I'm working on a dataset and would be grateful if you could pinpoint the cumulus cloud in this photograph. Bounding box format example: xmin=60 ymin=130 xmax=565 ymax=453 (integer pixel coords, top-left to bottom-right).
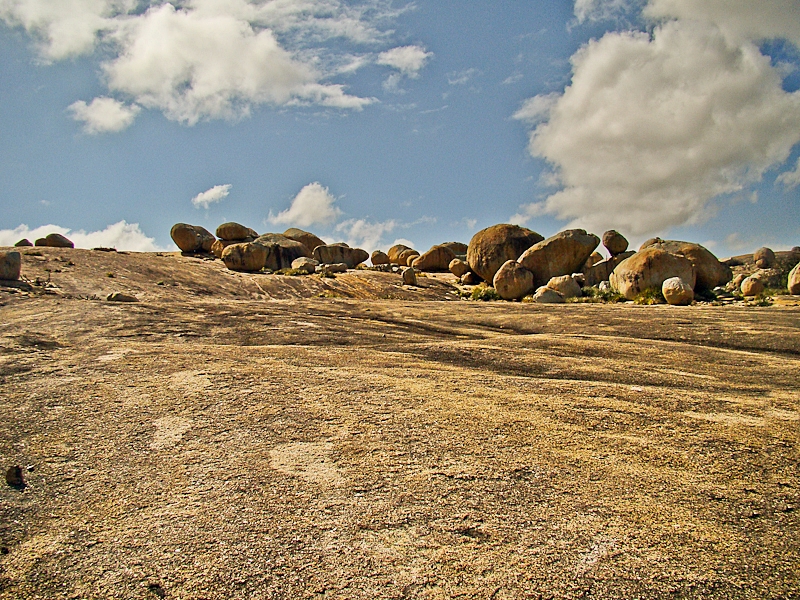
xmin=777 ymin=157 xmax=800 ymax=189
xmin=574 ymin=0 xmax=643 ymax=24
xmin=0 ymin=0 xmax=418 ymax=127
xmin=0 ymin=221 xmax=164 ymax=251
xmin=68 ymin=97 xmax=140 ymax=134
xmin=268 ymin=182 xmax=342 ymax=228
xmin=334 ymin=218 xmax=397 ymax=252
xmin=514 ymin=7 xmax=800 ymax=236
xmin=192 ymin=184 xmax=232 ymax=209
xmin=377 ymin=45 xmax=432 ymax=91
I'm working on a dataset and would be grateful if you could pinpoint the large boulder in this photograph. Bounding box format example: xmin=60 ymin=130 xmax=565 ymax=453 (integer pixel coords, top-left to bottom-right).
xmin=439 ymin=241 xmax=468 ymax=255
xmin=466 ymin=224 xmax=543 ymax=283
xmin=788 ymin=262 xmax=800 ymax=295
xmin=217 ymin=222 xmax=257 ymax=241
xmin=583 ymin=251 xmax=636 ymax=287
xmin=313 ymin=244 xmax=369 ymax=269
xmin=740 ymin=276 xmax=764 ymax=297
xmin=517 ymin=229 xmax=600 ymax=289
xmin=412 ymin=245 xmax=457 ymax=272
xmin=283 ymin=228 xmax=325 ymax=253
xmin=14 ymin=239 xmax=32 ymax=247
xmin=753 ymin=247 xmax=776 ymax=269
xmin=254 ymin=234 xmax=311 ymax=271
xmin=170 ymin=223 xmax=215 ymax=253
xmin=662 ymin=277 xmax=694 ymax=306
xmin=221 ymin=242 xmax=268 ymax=272
xmin=0 ymin=251 xmax=21 ymax=280
xmin=493 ymin=260 xmax=534 ymax=300
xmin=291 ymin=257 xmax=318 ymax=273
xmin=609 ymin=247 xmax=696 ymax=300
xmin=602 ymin=230 xmax=628 ymax=256
xmin=398 ymin=249 xmax=420 ymax=266
xmin=35 ymin=233 xmax=74 ymax=248
xmin=387 ymin=244 xmax=413 ymax=263
xmin=584 ymin=251 xmax=603 ymax=269
xmin=371 ymin=250 xmax=390 ymax=266
xmin=639 ymin=239 xmax=730 ymax=291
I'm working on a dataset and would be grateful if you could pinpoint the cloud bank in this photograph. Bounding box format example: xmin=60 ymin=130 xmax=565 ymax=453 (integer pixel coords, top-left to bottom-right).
xmin=0 ymin=221 xmax=165 ymax=251
xmin=268 ymin=182 xmax=342 ymax=228
xmin=192 ymin=184 xmax=232 ymax=209
xmin=0 ymin=0 xmax=431 ymax=128
xmin=514 ymin=0 xmax=800 ymax=237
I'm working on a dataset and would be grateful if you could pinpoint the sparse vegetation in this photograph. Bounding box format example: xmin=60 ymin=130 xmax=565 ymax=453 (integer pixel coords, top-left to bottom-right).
xmin=577 ymin=286 xmax=626 ymax=303
xmin=470 ymin=284 xmax=501 ymax=301
xmin=633 ymin=287 xmax=665 ymax=305
xmin=275 ymin=268 xmax=311 ymax=276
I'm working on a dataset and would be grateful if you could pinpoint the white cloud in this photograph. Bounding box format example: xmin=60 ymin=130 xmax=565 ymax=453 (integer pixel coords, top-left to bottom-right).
xmin=574 ymin=0 xmax=643 ymax=24
xmin=377 ymin=45 xmax=432 ymax=78
xmin=447 ymin=68 xmax=479 ymax=86
xmin=515 ymin=15 xmax=800 ymax=236
xmin=268 ymin=182 xmax=342 ymax=228
xmin=334 ymin=218 xmax=397 ymax=252
xmin=0 ymin=0 xmax=406 ymax=127
xmin=390 ymin=237 xmax=416 ymax=250
xmin=777 ymin=157 xmax=800 ymax=189
xmin=192 ymin=184 xmax=232 ymax=209
xmin=68 ymin=97 xmax=140 ymax=134
xmin=0 ymin=221 xmax=165 ymax=251
xmin=513 ymin=93 xmax=560 ymax=125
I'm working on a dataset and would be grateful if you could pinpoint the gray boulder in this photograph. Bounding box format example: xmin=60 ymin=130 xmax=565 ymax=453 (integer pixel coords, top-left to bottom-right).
xmin=546 ymin=275 xmax=581 ymax=299
xmin=662 ymin=277 xmax=694 ymax=305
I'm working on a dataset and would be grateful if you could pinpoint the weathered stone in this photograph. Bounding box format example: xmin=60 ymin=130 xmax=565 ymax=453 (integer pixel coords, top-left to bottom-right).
xmin=493 ymin=260 xmax=534 ymax=300
xmin=449 ymin=258 xmax=471 ymax=278
xmin=170 ymin=223 xmax=214 ymax=253
xmin=546 ymin=275 xmax=581 ymax=299
xmin=517 ymin=229 xmax=600 ymax=288
xmin=532 ymin=286 xmax=564 ymax=303
xmin=313 ymin=245 xmax=369 ymax=269
xmin=460 ymin=272 xmax=481 ymax=285
xmin=788 ymin=262 xmax=800 ymax=295
xmin=388 ymin=244 xmax=412 ymax=263
xmin=583 ymin=251 xmax=636 ymax=287
xmin=320 ymin=263 xmax=348 ymax=275
xmin=283 ymin=228 xmax=325 ymax=253
xmin=35 ymin=233 xmax=74 ymax=248
xmin=602 ymin=230 xmax=628 ymax=256
xmin=639 ymin=239 xmax=730 ymax=291
xmin=291 ymin=257 xmax=318 ymax=273
xmin=371 ymin=250 xmax=390 ymax=266
xmin=216 ymin=222 xmax=254 ymax=241
xmin=584 ymin=251 xmax=603 ymax=269
xmin=255 ymin=234 xmax=311 ymax=271
xmin=222 ymin=242 xmax=268 ymax=272
xmin=402 ymin=267 xmax=417 ymax=286
xmin=753 ymin=247 xmax=776 ymax=269
xmin=466 ymin=224 xmax=543 ymax=283
xmin=412 ymin=245 xmax=456 ymax=272
xmin=0 ymin=251 xmax=22 ymax=280
xmin=662 ymin=277 xmax=694 ymax=306
xmin=397 ymin=249 xmax=420 ymax=267
xmin=740 ymin=276 xmax=764 ymax=297
xmin=439 ymin=241 xmax=468 ymax=255
xmin=106 ymin=292 xmax=139 ymax=303
xmin=14 ymin=239 xmax=32 ymax=247
xmin=609 ymin=248 xmax=696 ymax=300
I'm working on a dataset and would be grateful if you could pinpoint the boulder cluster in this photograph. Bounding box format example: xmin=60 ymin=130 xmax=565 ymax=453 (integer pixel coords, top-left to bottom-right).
xmin=165 ymin=220 xmax=800 ymax=305
xmin=14 ymin=233 xmax=74 ymax=248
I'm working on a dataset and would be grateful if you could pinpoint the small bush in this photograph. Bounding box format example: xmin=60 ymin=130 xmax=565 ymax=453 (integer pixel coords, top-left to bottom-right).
xmin=748 ymin=293 xmax=773 ymax=307
xmin=470 ymin=285 xmax=501 ymax=301
xmin=633 ymin=287 xmax=665 ymax=305
xmin=275 ymin=268 xmax=310 ymax=276
xmin=577 ymin=286 xmax=625 ymax=303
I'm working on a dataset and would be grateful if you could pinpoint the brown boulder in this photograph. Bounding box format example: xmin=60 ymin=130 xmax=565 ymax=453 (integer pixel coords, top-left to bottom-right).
xmin=388 ymin=244 xmax=412 ymax=263
xmin=217 ymin=222 xmax=255 ymax=241
xmin=402 ymin=267 xmax=417 ymax=286
xmin=609 ymin=247 xmax=695 ymax=300
xmin=371 ymin=250 xmax=390 ymax=266
xmin=639 ymin=239 xmax=731 ymax=291
xmin=170 ymin=223 xmax=214 ymax=253
xmin=283 ymin=228 xmax=325 ymax=253
xmin=35 ymin=233 xmax=74 ymax=248
xmin=449 ymin=259 xmax=471 ymax=278
xmin=14 ymin=239 xmax=32 ymax=247
xmin=517 ymin=229 xmax=600 ymax=288
xmin=532 ymin=286 xmax=564 ymax=303
xmin=546 ymin=275 xmax=581 ymax=299
xmin=583 ymin=251 xmax=636 ymax=287
xmin=602 ymin=230 xmax=628 ymax=256
xmin=740 ymin=276 xmax=764 ymax=297
xmin=753 ymin=247 xmax=776 ymax=269
xmin=584 ymin=251 xmax=603 ymax=269
xmin=788 ymin=262 xmax=800 ymax=295
xmin=221 ymin=243 xmax=268 ymax=272
xmin=460 ymin=272 xmax=481 ymax=285
xmin=254 ymin=234 xmax=311 ymax=271
xmin=412 ymin=245 xmax=457 ymax=272
xmin=493 ymin=260 xmax=534 ymax=300
xmin=398 ymin=249 xmax=420 ymax=266
xmin=313 ymin=244 xmax=369 ymax=268
xmin=0 ymin=251 xmax=22 ymax=280
xmin=662 ymin=277 xmax=694 ymax=306
xmin=466 ymin=224 xmax=543 ymax=283
xmin=439 ymin=241 xmax=468 ymax=255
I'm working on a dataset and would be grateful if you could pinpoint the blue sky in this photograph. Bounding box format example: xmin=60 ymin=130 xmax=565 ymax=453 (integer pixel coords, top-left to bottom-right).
xmin=1 ymin=0 xmax=799 ymax=256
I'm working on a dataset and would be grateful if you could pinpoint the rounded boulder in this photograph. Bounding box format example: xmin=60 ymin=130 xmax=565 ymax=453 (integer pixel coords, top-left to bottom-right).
xmin=609 ymin=247 xmax=696 ymax=300
xmin=0 ymin=251 xmax=22 ymax=280
xmin=222 ymin=242 xmax=267 ymax=272
xmin=371 ymin=250 xmax=390 ymax=266
xmin=313 ymin=244 xmax=369 ymax=269
xmin=740 ymin=276 xmax=764 ymax=297
xmin=493 ymin=260 xmax=534 ymax=300
xmin=753 ymin=247 xmax=776 ymax=269
xmin=639 ymin=239 xmax=731 ymax=291
xmin=283 ymin=228 xmax=325 ymax=253
xmin=662 ymin=277 xmax=694 ymax=305
xmin=517 ymin=229 xmax=600 ymax=288
xmin=602 ymin=230 xmax=628 ymax=256
xmin=412 ymin=245 xmax=456 ymax=272
xmin=546 ymin=275 xmax=581 ymax=299
xmin=788 ymin=262 xmax=800 ymax=295
xmin=449 ymin=258 xmax=471 ymax=278
xmin=467 ymin=224 xmax=543 ymax=283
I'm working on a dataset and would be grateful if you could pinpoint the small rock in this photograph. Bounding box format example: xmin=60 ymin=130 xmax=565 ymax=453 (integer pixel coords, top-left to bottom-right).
xmin=449 ymin=258 xmax=471 ymax=278
xmin=532 ymin=286 xmax=564 ymax=303
xmin=662 ymin=276 xmax=694 ymax=305
xmin=106 ymin=292 xmax=139 ymax=303
xmin=291 ymin=257 xmax=318 ymax=273
xmin=460 ymin=272 xmax=481 ymax=285
xmin=320 ymin=262 xmax=348 ymax=275
xmin=5 ymin=465 xmax=24 ymax=488
xmin=740 ymin=276 xmax=764 ymax=297
xmin=402 ymin=267 xmax=417 ymax=286
xmin=546 ymin=274 xmax=581 ymax=299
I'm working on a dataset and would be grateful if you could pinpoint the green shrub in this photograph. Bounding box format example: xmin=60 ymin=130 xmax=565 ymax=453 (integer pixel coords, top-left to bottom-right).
xmin=470 ymin=284 xmax=501 ymax=301
xmin=633 ymin=287 xmax=665 ymax=305
xmin=275 ymin=268 xmax=310 ymax=276
xmin=577 ymin=286 xmax=625 ymax=303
